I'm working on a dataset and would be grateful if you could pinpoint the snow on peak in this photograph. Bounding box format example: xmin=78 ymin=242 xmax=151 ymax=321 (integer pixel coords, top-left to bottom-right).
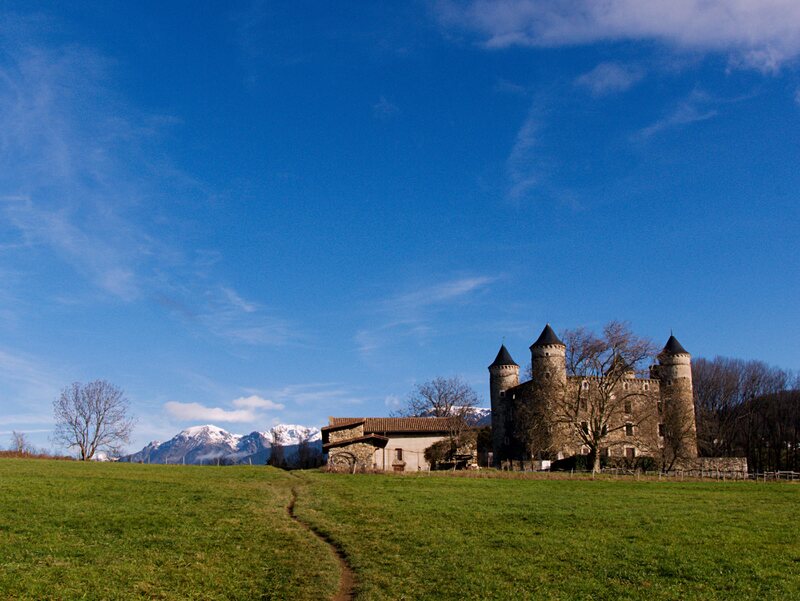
xmin=180 ymin=424 xmax=241 ymax=442
xmin=259 ymin=424 xmax=322 ymax=445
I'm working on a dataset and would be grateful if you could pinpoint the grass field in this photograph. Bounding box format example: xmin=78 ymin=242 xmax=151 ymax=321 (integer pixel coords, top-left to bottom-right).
xmin=1 ymin=460 xmax=798 ymax=600
xmin=0 ymin=460 xmax=338 ymax=600
xmin=295 ymin=473 xmax=800 ymax=600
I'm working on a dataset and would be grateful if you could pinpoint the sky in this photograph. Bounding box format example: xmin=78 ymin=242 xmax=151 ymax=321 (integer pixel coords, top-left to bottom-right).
xmin=1 ymin=1 xmax=799 ymax=453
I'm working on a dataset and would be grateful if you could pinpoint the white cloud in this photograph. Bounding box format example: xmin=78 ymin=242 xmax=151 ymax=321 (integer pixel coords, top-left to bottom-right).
xmin=575 ymin=62 xmax=644 ymax=96
xmin=231 ymin=395 xmax=285 ymax=410
xmin=164 ymin=394 xmax=288 ymax=424
xmin=164 ymin=401 xmax=259 ymax=423
xmin=437 ymin=0 xmax=800 ymax=71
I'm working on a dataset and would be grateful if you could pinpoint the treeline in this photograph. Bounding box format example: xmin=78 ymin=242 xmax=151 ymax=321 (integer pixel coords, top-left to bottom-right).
xmin=693 ymin=357 xmax=800 ymax=472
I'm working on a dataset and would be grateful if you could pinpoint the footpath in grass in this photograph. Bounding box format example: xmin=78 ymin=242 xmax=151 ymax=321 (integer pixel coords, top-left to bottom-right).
xmin=295 ymin=472 xmax=800 ymax=601
xmin=0 ymin=459 xmax=339 ymax=600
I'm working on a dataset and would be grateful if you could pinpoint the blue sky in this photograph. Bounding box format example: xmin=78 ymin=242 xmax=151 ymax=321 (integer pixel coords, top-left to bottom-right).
xmin=1 ymin=1 xmax=799 ymax=452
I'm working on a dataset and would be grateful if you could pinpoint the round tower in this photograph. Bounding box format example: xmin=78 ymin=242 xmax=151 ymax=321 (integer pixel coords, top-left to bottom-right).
xmin=529 ymin=324 xmax=567 ymax=385
xmin=657 ymin=335 xmax=698 ymax=459
xmin=489 ymin=344 xmax=519 ymax=466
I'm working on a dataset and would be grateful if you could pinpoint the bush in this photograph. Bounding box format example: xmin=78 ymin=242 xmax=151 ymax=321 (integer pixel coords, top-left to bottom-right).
xmin=549 ymin=453 xmax=657 ymax=472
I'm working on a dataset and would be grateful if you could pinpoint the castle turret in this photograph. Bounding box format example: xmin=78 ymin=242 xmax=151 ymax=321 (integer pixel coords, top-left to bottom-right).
xmin=656 ymin=334 xmax=698 ymax=459
xmin=529 ymin=324 xmax=567 ymax=386
xmin=489 ymin=344 xmax=519 ymax=466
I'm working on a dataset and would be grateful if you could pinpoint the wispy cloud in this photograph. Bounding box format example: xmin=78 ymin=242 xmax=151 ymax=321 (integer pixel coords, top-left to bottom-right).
xmin=436 ymin=0 xmax=800 ymax=72
xmin=384 ymin=276 xmax=495 ymax=314
xmin=636 ymin=89 xmax=718 ymax=138
xmin=356 ymin=275 xmax=496 ymax=355
xmin=506 ymin=106 xmax=541 ymax=200
xmin=1 ymin=196 xmax=142 ymax=300
xmin=373 ymin=96 xmax=400 ymax=119
xmin=575 ymin=62 xmax=644 ymax=96
xmin=266 ymin=383 xmax=367 ymax=407
xmin=0 ymin=346 xmax=64 ymax=432
xmin=0 ymin=23 xmax=300 ymax=347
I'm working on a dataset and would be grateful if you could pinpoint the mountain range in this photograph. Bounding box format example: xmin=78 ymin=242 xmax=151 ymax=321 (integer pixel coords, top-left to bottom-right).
xmin=120 ymin=424 xmax=322 ymax=465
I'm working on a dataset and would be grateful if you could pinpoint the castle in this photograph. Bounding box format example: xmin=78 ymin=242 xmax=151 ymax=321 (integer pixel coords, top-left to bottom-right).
xmin=489 ymin=324 xmax=698 ymax=467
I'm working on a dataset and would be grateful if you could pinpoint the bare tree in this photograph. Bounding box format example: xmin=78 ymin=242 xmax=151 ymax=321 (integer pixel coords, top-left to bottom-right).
xmin=53 ymin=380 xmax=135 ymax=460
xmin=399 ymin=376 xmax=480 ymax=438
xmin=10 ymin=431 xmax=29 ymax=455
xmin=693 ymin=356 xmax=791 ymax=458
xmin=268 ymin=427 xmax=286 ymax=468
xmin=294 ymin=429 xmax=322 ymax=469
xmin=549 ymin=322 xmax=658 ymax=473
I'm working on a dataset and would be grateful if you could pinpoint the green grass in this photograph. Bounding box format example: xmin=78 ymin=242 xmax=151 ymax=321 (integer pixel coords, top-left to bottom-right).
xmin=0 ymin=459 xmax=338 ymax=600
xmin=294 ymin=472 xmax=800 ymax=601
xmin=1 ymin=461 xmax=798 ymax=600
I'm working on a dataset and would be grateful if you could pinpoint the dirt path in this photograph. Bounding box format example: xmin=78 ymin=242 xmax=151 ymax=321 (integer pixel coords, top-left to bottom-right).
xmin=287 ymin=486 xmax=356 ymax=601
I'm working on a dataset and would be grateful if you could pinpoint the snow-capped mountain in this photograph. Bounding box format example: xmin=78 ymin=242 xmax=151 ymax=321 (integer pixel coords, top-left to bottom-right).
xmin=417 ymin=407 xmax=492 ymax=426
xmin=470 ymin=407 xmax=492 ymax=426
xmin=121 ymin=424 xmax=321 ymax=465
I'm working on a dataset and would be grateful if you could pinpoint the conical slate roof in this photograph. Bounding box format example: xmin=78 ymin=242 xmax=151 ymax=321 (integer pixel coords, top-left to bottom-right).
xmin=662 ymin=335 xmax=689 ymax=355
xmin=489 ymin=344 xmax=518 ymax=368
xmin=530 ymin=324 xmax=564 ymax=348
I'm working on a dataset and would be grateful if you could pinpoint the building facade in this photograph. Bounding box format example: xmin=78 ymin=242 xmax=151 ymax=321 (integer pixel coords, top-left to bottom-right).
xmin=489 ymin=324 xmax=698 ymax=466
xmin=322 ymin=417 xmax=463 ymax=472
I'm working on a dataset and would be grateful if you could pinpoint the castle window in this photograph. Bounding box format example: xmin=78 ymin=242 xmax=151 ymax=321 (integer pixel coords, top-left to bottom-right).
xmin=395 ymin=448 xmax=403 ymax=461
xmin=544 ymin=372 xmax=551 ymax=379
xmin=644 ymin=383 xmax=649 ymax=391
xmin=624 ymin=400 xmax=632 ymax=413
xmin=499 ymin=391 xmax=505 ymax=398
xmin=601 ymin=425 xmax=608 ymax=436
xmin=666 ymin=380 xmax=673 ymax=387
xmin=581 ymin=421 xmax=589 ymax=434
xmin=623 ymin=382 xmax=629 ymax=391
xmin=582 ymin=381 xmax=589 ymax=390
xmin=626 ymin=447 xmax=635 ymax=459
xmin=581 ymin=446 xmax=590 ymax=455
xmin=657 ymin=401 xmax=663 ymax=415
xmin=625 ymin=423 xmax=634 ymax=437
xmin=600 ymin=447 xmax=609 ymax=458
xmin=658 ymin=424 xmax=665 ymax=437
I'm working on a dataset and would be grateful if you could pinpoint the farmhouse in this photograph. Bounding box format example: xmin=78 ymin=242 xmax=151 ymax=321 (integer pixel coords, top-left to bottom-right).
xmin=322 ymin=417 xmax=466 ymax=472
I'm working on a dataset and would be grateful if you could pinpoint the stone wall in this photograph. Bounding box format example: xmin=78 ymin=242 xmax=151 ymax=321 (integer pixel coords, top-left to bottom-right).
xmin=327 ymin=423 xmax=364 ymax=444
xmin=327 ymin=441 xmax=376 ymax=473
xmin=692 ymin=456 xmax=749 ymax=473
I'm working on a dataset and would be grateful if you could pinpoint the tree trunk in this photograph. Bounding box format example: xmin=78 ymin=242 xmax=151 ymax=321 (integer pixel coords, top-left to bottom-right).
xmin=592 ymin=451 xmax=601 ymax=474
